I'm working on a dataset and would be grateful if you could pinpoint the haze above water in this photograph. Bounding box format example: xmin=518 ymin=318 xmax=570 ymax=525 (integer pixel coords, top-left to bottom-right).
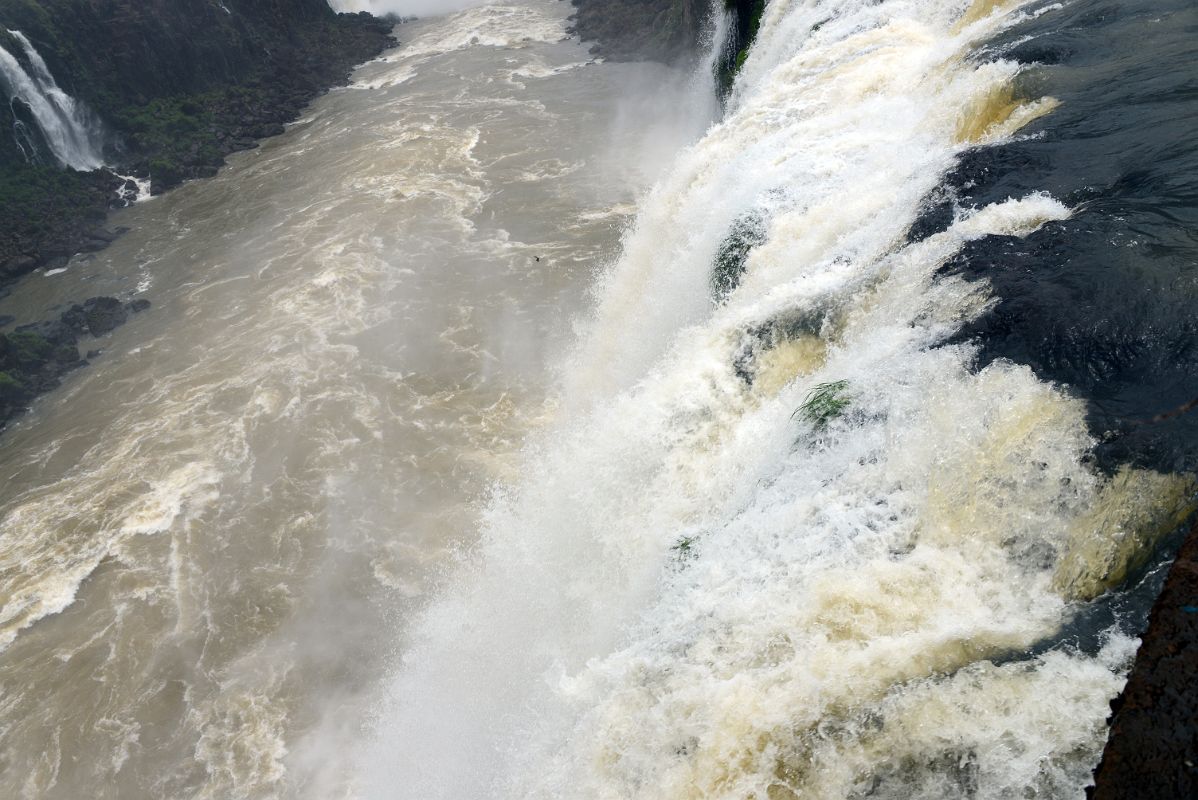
xmin=0 ymin=3 xmax=714 ymax=796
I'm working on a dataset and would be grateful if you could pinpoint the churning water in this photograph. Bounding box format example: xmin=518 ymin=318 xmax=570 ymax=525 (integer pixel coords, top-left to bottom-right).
xmin=2 ymin=0 xmax=1197 ymax=797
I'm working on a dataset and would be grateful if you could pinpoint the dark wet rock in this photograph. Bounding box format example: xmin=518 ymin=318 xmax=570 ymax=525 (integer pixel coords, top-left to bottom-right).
xmin=17 ymin=317 xmax=79 ymax=348
xmin=0 ymin=325 xmax=80 ymax=426
xmin=1090 ymin=523 xmax=1198 ymax=798
xmin=88 ymin=228 xmax=125 ymax=244
xmin=61 ymin=297 xmax=129 ymax=337
xmin=80 ymin=297 xmax=127 ymax=336
xmin=78 ymin=235 xmax=113 ymax=253
xmin=128 ymin=299 xmax=151 ymax=313
xmin=568 ymin=0 xmax=761 ymax=95
xmin=3 ymin=255 xmax=37 ymax=275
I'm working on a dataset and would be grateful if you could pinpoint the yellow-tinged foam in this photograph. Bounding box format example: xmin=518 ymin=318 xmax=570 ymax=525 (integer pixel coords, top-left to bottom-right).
xmin=1053 ymin=466 xmax=1197 ymax=601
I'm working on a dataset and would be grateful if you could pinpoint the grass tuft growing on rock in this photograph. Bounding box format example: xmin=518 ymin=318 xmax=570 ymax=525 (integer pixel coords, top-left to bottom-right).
xmin=798 ymin=379 xmax=851 ymax=428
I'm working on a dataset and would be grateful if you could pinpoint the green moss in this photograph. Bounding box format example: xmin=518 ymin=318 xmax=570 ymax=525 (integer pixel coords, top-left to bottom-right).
xmin=0 ymin=165 xmax=102 ymax=217
xmin=115 ymin=93 xmax=219 ymax=164
xmin=717 ymin=0 xmax=766 ymax=97
xmin=798 ymin=380 xmax=852 ymax=428
xmin=147 ymin=157 xmax=183 ymax=188
xmin=671 ymin=535 xmax=699 ymax=561
xmin=8 ymin=331 xmax=53 ymax=364
xmin=0 ymin=368 xmax=30 ymax=408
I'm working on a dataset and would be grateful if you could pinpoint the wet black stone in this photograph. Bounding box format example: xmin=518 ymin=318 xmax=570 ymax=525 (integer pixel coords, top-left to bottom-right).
xmin=79 ymin=297 xmax=128 ymax=337
xmin=919 ymin=0 xmax=1198 ymax=480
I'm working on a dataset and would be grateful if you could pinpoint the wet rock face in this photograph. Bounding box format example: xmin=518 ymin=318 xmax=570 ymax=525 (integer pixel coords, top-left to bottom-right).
xmin=569 ymin=0 xmax=710 ymax=63
xmin=1090 ymin=525 xmax=1198 ymax=798
xmin=568 ymin=0 xmax=761 ymax=98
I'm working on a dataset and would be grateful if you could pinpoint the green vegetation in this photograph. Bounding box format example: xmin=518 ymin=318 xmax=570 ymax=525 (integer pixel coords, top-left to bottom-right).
xmin=798 ymin=380 xmax=852 ymax=428
xmin=717 ymin=0 xmax=766 ymax=97
xmin=0 ymin=165 xmax=108 ymax=228
xmin=671 ymin=535 xmax=699 ymax=560
xmin=0 ymin=164 xmax=113 ymax=276
xmin=8 ymin=331 xmax=52 ymax=364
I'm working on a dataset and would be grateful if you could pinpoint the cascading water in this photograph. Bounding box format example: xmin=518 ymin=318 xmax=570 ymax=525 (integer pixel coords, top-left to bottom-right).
xmin=0 ymin=0 xmax=1193 ymax=796
xmin=361 ymin=0 xmax=1187 ymax=797
xmin=0 ymin=29 xmax=104 ymax=170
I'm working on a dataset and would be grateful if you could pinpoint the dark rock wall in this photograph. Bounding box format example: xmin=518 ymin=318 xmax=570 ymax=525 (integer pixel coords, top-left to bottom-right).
xmin=568 ymin=0 xmax=761 ymax=100
xmin=1090 ymin=524 xmax=1198 ymax=798
xmin=568 ymin=0 xmax=709 ymax=63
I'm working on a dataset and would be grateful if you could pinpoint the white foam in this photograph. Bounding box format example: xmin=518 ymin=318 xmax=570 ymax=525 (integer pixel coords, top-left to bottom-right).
xmin=362 ymin=0 xmax=1122 ymax=797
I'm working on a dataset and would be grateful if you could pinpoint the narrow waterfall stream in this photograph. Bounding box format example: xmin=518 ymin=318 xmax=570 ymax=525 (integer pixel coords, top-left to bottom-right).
xmin=1 ymin=0 xmax=1196 ymax=797
xmin=0 ymin=29 xmax=104 ymax=169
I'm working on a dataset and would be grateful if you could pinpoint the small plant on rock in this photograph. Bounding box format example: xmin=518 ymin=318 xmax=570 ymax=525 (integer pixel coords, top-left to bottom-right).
xmin=798 ymin=379 xmax=851 ymax=429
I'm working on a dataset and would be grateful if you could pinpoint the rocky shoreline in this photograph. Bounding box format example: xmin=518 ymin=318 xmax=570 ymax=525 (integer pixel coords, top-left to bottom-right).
xmin=0 ymin=0 xmax=395 ymax=290
xmin=0 ymin=295 xmax=150 ymax=430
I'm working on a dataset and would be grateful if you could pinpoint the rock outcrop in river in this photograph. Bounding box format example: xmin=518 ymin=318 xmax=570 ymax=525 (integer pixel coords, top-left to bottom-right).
xmin=0 ymin=0 xmax=394 ymax=288
xmin=0 ymin=294 xmax=149 ymax=429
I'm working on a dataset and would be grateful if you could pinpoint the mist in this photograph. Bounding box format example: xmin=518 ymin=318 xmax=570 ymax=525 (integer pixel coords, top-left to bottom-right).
xmin=328 ymin=0 xmax=489 ymax=18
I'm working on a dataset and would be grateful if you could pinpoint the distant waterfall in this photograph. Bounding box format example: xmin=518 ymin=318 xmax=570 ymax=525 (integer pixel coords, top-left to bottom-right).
xmin=0 ymin=29 xmax=104 ymax=170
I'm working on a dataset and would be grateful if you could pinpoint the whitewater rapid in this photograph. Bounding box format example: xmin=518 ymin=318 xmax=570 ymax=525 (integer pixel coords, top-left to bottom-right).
xmin=361 ymin=0 xmax=1184 ymax=797
xmin=0 ymin=0 xmax=1186 ymax=796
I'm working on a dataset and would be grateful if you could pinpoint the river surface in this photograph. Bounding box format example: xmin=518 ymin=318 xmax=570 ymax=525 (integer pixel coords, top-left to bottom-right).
xmin=0 ymin=3 xmax=715 ymax=796
xmin=3 ymin=0 xmax=1198 ymax=797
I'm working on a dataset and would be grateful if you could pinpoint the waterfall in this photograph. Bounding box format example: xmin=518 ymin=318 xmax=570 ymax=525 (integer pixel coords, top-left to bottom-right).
xmin=0 ymin=29 xmax=104 ymax=170
xmin=360 ymin=0 xmax=1161 ymax=797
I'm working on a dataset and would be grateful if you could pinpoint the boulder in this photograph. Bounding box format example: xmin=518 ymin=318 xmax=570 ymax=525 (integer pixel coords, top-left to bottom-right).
xmin=80 ymin=297 xmax=128 ymax=336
